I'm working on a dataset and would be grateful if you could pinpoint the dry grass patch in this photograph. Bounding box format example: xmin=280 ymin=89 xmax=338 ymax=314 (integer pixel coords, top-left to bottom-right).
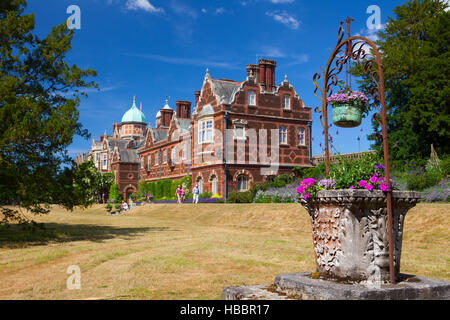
xmin=0 ymin=203 xmax=448 ymax=299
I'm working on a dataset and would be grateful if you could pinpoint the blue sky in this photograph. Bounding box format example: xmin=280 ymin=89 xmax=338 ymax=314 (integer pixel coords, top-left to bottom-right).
xmin=27 ymin=0 xmax=405 ymax=157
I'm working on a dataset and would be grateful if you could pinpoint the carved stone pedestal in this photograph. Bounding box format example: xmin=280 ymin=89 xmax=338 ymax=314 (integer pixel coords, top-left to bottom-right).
xmin=300 ymin=190 xmax=421 ymax=284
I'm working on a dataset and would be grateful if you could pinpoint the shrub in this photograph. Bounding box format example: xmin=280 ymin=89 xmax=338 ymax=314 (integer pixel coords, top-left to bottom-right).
xmin=270 ymin=174 xmax=293 ymax=188
xmin=226 ymin=191 xmax=253 ymax=203
xmin=199 ymin=192 xmax=212 ymax=199
xmin=109 ymin=184 xmax=122 ymax=203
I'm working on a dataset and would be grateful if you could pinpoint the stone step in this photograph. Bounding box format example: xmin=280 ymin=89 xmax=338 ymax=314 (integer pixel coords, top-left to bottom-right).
xmin=222 ymin=272 xmax=450 ymax=300
xmin=221 ymin=284 xmax=299 ymax=300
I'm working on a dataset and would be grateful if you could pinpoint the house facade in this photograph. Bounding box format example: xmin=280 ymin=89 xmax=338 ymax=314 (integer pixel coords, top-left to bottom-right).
xmin=138 ymin=58 xmax=313 ymax=197
xmin=76 ymin=58 xmax=313 ymax=200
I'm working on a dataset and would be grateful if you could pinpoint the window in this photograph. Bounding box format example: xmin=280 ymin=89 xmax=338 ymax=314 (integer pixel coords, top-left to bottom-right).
xmin=234 ymin=125 xmax=245 ymax=140
xmin=198 ymin=178 xmax=203 ymax=194
xmin=182 ymin=143 xmax=187 ymax=160
xmin=155 ymin=151 xmax=159 ymax=166
xmin=282 ymin=95 xmax=290 ymax=109
xmin=147 ymin=155 xmax=151 ymax=168
xmin=163 ymin=149 xmax=167 ymax=164
xmin=237 ymin=175 xmax=249 ymax=191
xmin=211 ymin=176 xmax=218 ymax=195
xmin=198 ymin=119 xmax=213 ymax=144
xmin=171 ymin=148 xmax=176 ymax=165
xmin=95 ymin=153 xmax=99 ymax=161
xmin=102 ymin=154 xmax=107 ymax=169
xmin=297 ymin=128 xmax=306 ymax=146
xmin=248 ymin=90 xmax=256 ymax=106
xmin=279 ymin=127 xmax=287 ymax=144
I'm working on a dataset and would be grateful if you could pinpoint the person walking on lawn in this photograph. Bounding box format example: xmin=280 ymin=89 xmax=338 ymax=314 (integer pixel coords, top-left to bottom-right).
xmin=176 ymin=185 xmax=183 ymax=204
xmin=192 ymin=184 xmax=199 ymax=204
xmin=181 ymin=186 xmax=186 ymax=203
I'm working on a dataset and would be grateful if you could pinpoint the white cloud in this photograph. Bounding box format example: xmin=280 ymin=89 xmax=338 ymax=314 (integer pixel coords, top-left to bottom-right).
xmin=214 ymin=7 xmax=225 ymax=15
xmin=269 ymin=0 xmax=295 ymax=3
xmin=125 ymin=0 xmax=164 ymax=13
xmin=124 ymin=53 xmax=239 ymax=69
xmin=201 ymin=8 xmax=207 ymax=13
xmin=266 ymin=11 xmax=300 ymax=30
xmin=170 ymin=0 xmax=198 ymax=19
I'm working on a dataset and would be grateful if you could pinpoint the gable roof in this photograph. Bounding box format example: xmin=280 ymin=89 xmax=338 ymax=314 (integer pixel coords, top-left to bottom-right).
xmin=210 ymin=79 xmax=240 ymax=105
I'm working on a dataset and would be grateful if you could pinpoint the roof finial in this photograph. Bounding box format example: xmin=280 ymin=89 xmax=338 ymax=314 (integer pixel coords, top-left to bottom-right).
xmin=205 ymin=67 xmax=210 ymax=79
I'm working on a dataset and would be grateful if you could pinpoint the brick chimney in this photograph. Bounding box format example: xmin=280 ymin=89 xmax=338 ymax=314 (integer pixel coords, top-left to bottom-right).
xmin=176 ymin=100 xmax=191 ymax=119
xmin=194 ymin=90 xmax=201 ymax=106
xmin=246 ymin=64 xmax=259 ymax=79
xmin=160 ymin=108 xmax=174 ymax=128
xmin=257 ymin=58 xmax=276 ymax=90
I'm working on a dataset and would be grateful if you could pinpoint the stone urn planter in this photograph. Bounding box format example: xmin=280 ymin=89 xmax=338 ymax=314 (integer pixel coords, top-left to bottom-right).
xmin=300 ymin=189 xmax=421 ymax=284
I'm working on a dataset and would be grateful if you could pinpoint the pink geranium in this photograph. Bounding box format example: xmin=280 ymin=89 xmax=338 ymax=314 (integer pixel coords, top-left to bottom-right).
xmin=304 ymin=193 xmax=311 ymax=200
xmin=379 ymin=182 xmax=389 ymax=192
xmin=365 ymin=184 xmax=374 ymax=191
xmin=358 ymin=180 xmax=367 ymax=187
xmin=369 ymin=176 xmax=379 ymax=184
xmin=349 ymin=186 xmax=354 ymax=189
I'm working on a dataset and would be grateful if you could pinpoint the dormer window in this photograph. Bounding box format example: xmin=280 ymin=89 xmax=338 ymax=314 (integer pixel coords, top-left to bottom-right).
xmin=282 ymin=94 xmax=291 ymax=110
xmin=248 ymin=90 xmax=256 ymax=106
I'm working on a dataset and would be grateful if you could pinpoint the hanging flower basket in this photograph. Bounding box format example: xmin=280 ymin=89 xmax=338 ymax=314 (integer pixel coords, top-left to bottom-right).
xmin=327 ymin=89 xmax=368 ymax=128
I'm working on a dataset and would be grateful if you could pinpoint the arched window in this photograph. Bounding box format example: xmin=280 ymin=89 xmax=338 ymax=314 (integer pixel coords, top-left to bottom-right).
xmin=237 ymin=175 xmax=249 ymax=192
xmin=211 ymin=176 xmax=218 ymax=195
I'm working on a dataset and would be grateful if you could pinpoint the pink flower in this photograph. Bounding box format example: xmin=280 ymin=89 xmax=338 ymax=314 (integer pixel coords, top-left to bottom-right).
xmin=369 ymin=176 xmax=379 ymax=184
xmin=358 ymin=180 xmax=367 ymax=187
xmin=296 ymin=185 xmax=304 ymax=194
xmin=349 ymin=186 xmax=354 ymax=189
xmin=365 ymin=184 xmax=374 ymax=191
xmin=304 ymin=193 xmax=311 ymax=200
xmin=379 ymin=182 xmax=389 ymax=192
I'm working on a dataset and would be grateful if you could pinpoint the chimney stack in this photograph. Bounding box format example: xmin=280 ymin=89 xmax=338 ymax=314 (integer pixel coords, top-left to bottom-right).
xmin=258 ymin=58 xmax=276 ymax=90
xmin=160 ymin=109 xmax=174 ymax=128
xmin=194 ymin=90 xmax=201 ymax=106
xmin=176 ymin=100 xmax=191 ymax=119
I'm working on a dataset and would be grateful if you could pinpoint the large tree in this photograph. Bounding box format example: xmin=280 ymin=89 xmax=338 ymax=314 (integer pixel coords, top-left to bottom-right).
xmin=0 ymin=0 xmax=97 ymax=223
xmin=356 ymin=0 xmax=449 ymax=163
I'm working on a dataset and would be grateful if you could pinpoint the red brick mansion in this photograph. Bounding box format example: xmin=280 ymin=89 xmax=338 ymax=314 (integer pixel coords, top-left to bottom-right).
xmin=75 ymin=59 xmax=313 ymax=200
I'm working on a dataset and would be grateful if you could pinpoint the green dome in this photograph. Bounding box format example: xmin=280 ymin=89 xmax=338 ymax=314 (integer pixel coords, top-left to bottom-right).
xmin=121 ymin=97 xmax=147 ymax=124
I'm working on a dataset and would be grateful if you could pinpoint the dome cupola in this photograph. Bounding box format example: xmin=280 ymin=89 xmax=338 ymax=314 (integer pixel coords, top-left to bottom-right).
xmin=121 ymin=96 xmax=147 ymax=124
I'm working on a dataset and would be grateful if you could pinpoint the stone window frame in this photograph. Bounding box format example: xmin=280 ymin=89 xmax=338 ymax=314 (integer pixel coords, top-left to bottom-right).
xmin=171 ymin=147 xmax=176 ymax=165
xmin=297 ymin=128 xmax=306 ymax=146
xmin=232 ymin=119 xmax=248 ymax=141
xmin=282 ymin=94 xmax=291 ymax=110
xmin=163 ymin=149 xmax=167 ymax=164
xmin=198 ymin=117 xmax=214 ymax=144
xmin=247 ymin=90 xmax=256 ymax=106
xmin=237 ymin=175 xmax=249 ymax=192
xmin=279 ymin=126 xmax=288 ymax=145
xmin=154 ymin=151 xmax=159 ymax=166
xmin=147 ymin=154 xmax=151 ymax=169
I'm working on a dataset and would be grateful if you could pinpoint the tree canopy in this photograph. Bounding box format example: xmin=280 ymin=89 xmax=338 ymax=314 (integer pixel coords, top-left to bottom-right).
xmin=355 ymin=0 xmax=449 ymax=164
xmin=0 ymin=0 xmax=97 ymax=223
